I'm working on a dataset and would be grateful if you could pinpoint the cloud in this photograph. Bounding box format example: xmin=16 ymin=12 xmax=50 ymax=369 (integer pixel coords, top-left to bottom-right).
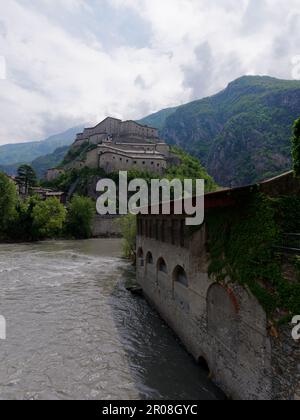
xmin=0 ymin=0 xmax=299 ymax=144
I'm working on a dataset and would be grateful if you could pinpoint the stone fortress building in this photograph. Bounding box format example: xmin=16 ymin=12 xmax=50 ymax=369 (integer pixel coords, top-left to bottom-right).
xmin=51 ymin=117 xmax=178 ymax=178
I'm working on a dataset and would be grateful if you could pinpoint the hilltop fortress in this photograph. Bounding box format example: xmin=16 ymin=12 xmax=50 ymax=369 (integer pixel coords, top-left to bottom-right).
xmin=47 ymin=117 xmax=178 ymax=180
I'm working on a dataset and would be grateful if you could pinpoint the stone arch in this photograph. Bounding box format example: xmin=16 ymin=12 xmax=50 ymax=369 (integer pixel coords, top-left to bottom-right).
xmin=157 ymin=257 xmax=168 ymax=274
xmin=173 ymin=265 xmax=188 ymax=288
xmin=137 ymin=247 xmax=144 ymax=267
xmin=146 ymin=251 xmax=154 ymax=265
xmin=207 ymin=284 xmax=238 ymax=351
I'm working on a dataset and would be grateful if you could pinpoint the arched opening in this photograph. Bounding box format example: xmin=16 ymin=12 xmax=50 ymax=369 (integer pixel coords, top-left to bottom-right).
xmin=157 ymin=257 xmax=168 ymax=274
xmin=173 ymin=266 xmax=188 ymax=288
xmin=198 ymin=356 xmax=210 ymax=375
xmin=137 ymin=248 xmax=144 ymax=267
xmin=146 ymin=252 xmax=154 ymax=265
xmin=207 ymin=284 xmax=238 ymax=350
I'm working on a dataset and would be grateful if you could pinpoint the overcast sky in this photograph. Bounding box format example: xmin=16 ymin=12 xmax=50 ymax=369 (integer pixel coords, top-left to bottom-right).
xmin=0 ymin=0 xmax=300 ymax=144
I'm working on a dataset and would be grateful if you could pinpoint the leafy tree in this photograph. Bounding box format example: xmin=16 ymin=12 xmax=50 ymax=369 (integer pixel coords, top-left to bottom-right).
xmin=66 ymin=195 xmax=95 ymax=239
xmin=16 ymin=164 xmax=37 ymax=195
xmin=0 ymin=173 xmax=17 ymax=235
xmin=32 ymin=198 xmax=67 ymax=239
xmin=117 ymin=214 xmax=137 ymax=259
xmin=292 ymin=117 xmax=300 ymax=177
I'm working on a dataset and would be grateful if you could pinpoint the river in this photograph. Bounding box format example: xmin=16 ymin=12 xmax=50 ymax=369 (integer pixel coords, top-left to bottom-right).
xmin=0 ymin=239 xmax=223 ymax=400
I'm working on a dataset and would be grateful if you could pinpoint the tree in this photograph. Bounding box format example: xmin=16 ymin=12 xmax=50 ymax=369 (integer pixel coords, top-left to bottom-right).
xmin=32 ymin=198 xmax=67 ymax=239
xmin=66 ymin=195 xmax=95 ymax=239
xmin=0 ymin=173 xmax=17 ymax=234
xmin=292 ymin=117 xmax=300 ymax=177
xmin=117 ymin=214 xmax=137 ymax=259
xmin=16 ymin=164 xmax=37 ymax=195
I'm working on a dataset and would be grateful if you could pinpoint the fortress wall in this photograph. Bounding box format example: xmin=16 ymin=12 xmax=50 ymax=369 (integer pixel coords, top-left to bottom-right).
xmin=136 ymin=214 xmax=299 ymax=400
xmin=86 ymin=148 xmax=99 ymax=169
xmin=99 ymin=151 xmax=167 ymax=175
xmin=92 ymin=215 xmax=123 ymax=238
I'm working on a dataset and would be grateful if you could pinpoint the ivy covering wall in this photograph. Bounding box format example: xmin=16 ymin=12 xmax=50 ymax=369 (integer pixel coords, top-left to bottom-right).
xmin=207 ymin=192 xmax=300 ymax=323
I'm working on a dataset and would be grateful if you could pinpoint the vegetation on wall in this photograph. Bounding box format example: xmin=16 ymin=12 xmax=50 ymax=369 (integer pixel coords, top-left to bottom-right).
xmin=207 ymin=192 xmax=300 ymax=321
xmin=292 ymin=117 xmax=300 ymax=177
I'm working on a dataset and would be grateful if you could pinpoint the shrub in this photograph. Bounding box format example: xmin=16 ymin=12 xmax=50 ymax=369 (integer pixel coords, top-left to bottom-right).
xmin=66 ymin=195 xmax=95 ymax=239
xmin=32 ymin=198 xmax=67 ymax=239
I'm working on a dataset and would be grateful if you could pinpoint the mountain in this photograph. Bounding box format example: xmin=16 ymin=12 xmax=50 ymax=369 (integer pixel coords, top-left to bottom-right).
xmin=0 ymin=126 xmax=83 ymax=166
xmin=31 ymin=146 xmax=70 ymax=178
xmin=137 ymin=106 xmax=178 ymax=130
xmin=141 ymin=76 xmax=300 ymax=187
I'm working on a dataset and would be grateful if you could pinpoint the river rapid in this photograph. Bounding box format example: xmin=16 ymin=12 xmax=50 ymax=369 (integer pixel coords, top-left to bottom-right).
xmin=0 ymin=239 xmax=223 ymax=400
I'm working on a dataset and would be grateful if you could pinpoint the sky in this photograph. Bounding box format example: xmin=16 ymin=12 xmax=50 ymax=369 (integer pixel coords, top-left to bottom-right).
xmin=0 ymin=0 xmax=300 ymax=145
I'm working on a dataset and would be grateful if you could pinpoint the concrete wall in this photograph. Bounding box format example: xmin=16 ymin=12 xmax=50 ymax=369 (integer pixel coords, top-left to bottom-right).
xmin=136 ymin=215 xmax=299 ymax=400
xmin=92 ymin=215 xmax=123 ymax=237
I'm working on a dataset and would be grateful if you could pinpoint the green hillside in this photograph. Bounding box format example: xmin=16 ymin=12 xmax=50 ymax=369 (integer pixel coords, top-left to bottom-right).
xmin=141 ymin=76 xmax=300 ymax=187
xmin=0 ymin=126 xmax=83 ymax=166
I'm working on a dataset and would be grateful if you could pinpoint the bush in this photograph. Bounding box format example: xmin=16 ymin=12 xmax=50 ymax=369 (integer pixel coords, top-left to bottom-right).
xmin=32 ymin=198 xmax=67 ymax=239
xmin=66 ymin=195 xmax=95 ymax=239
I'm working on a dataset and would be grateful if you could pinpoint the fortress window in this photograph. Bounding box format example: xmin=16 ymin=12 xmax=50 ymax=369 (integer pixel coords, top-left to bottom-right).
xmin=157 ymin=258 xmax=168 ymax=274
xmin=173 ymin=266 xmax=188 ymax=288
xmin=142 ymin=161 xmax=145 ymax=165
xmin=151 ymin=162 xmax=154 ymax=165
xmin=134 ymin=161 xmax=137 ymax=164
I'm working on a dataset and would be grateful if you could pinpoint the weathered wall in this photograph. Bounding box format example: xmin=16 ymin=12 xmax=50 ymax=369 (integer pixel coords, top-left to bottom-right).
xmin=86 ymin=148 xmax=99 ymax=169
xmin=99 ymin=150 xmax=167 ymax=175
xmin=92 ymin=215 xmax=123 ymax=237
xmin=136 ymin=215 xmax=299 ymax=400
